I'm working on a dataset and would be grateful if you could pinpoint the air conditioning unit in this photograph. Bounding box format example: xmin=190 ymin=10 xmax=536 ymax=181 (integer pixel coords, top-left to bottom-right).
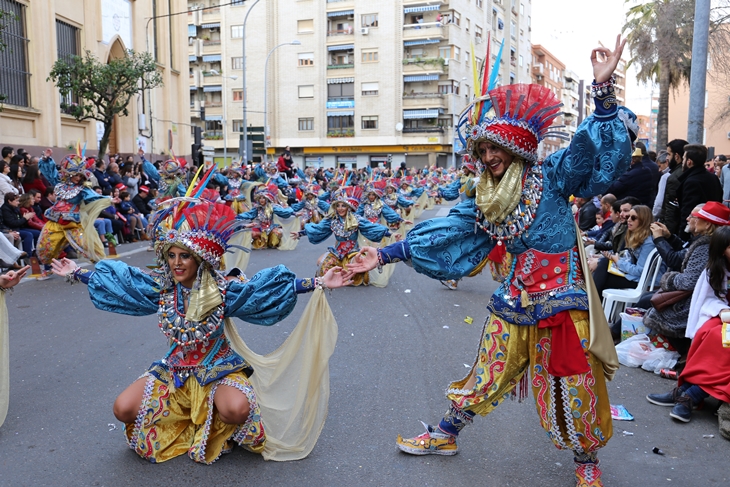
xmin=444 ymin=58 xmax=449 ymax=65
xmin=360 ymin=27 xmax=369 ymax=35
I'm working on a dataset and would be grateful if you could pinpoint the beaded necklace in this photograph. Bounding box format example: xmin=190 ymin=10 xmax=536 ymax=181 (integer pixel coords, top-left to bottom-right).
xmin=158 ymin=283 xmax=226 ymax=350
xmin=54 ymin=183 xmax=84 ymax=200
xmin=475 ymin=161 xmax=544 ymax=245
xmin=331 ymin=215 xmax=357 ymax=238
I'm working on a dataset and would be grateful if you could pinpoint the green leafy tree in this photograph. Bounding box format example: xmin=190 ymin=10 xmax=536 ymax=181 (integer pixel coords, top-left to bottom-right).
xmin=48 ymin=49 xmax=163 ymax=162
xmin=622 ymin=0 xmax=694 ymax=150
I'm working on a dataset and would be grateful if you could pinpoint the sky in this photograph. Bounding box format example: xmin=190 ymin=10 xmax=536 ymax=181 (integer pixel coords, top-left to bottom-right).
xmin=530 ymin=0 xmax=654 ymax=115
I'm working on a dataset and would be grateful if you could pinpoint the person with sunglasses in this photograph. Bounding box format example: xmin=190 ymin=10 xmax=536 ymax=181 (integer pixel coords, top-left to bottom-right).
xmin=594 ymin=205 xmax=661 ymax=297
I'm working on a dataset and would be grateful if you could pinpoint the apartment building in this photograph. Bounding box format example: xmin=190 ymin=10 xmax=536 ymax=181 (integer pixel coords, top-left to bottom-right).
xmin=530 ymin=44 xmax=564 ymax=159
xmin=188 ymin=0 xmax=533 ymax=169
xmin=0 ymin=0 xmax=191 ymax=159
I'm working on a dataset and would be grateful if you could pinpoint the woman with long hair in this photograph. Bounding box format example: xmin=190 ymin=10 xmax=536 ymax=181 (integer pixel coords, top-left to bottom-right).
xmin=594 ymin=204 xmax=657 ymax=296
xmin=8 ymin=163 xmax=24 ymax=195
xmin=21 ymin=165 xmax=47 ymax=195
xmin=647 ymin=225 xmax=730 ymax=430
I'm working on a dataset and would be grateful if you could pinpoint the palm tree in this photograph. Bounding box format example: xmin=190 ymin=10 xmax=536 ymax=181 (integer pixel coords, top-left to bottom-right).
xmin=622 ymin=0 xmax=694 ymax=150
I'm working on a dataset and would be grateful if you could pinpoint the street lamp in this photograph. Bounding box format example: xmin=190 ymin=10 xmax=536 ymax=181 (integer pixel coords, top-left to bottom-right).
xmin=210 ymin=70 xmax=238 ymax=166
xmin=264 ymin=40 xmax=301 ymax=161
xmin=241 ymin=0 xmax=262 ymax=164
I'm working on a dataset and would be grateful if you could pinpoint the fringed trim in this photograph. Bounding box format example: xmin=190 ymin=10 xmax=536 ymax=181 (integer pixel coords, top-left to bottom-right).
xmin=187 ymin=381 xmax=221 ymax=464
xmin=560 ymin=377 xmax=584 ymax=454
xmin=128 ymin=374 xmax=155 ymax=452
xmin=220 ymin=377 xmax=261 ymax=447
xmin=511 ymin=372 xmax=530 ymax=403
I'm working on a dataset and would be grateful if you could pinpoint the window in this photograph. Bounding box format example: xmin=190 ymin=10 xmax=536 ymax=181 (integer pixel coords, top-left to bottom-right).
xmin=476 ymin=0 xmax=483 ymax=8
xmin=1 ymin=0 xmax=30 ymax=107
xmin=475 ymin=25 xmax=483 ymax=40
xmin=361 ymin=49 xmax=378 ymax=63
xmin=361 ymin=82 xmax=379 ymax=96
xmin=439 ymin=46 xmax=451 ymax=59
xmin=298 ymin=85 xmax=314 ymax=98
xmin=465 ymin=51 xmax=470 ymax=68
xmin=233 ymin=90 xmax=243 ymax=101
xmin=466 ymin=19 xmax=470 ymax=33
xmin=361 ymin=14 xmax=378 ymax=28
xmin=438 ymin=81 xmax=459 ymax=95
xmin=298 ymin=52 xmax=314 ymax=66
xmin=56 ymin=19 xmax=80 ymax=109
xmin=328 ymin=115 xmax=354 ymax=135
xmin=511 ymin=20 xmax=516 ymax=39
xmin=298 ymin=118 xmax=314 ymax=131
xmin=231 ymin=57 xmax=243 ymax=69
xmin=327 ymin=82 xmax=354 ymax=100
xmin=520 ymin=3 xmax=525 ymax=15
xmin=232 ymin=119 xmax=244 ymax=132
xmin=453 ymin=46 xmax=460 ymax=62
xmin=453 ymin=11 xmax=461 ymax=26
xmin=205 ymin=120 xmax=223 ymax=137
xmin=298 ymin=19 xmax=314 ymax=33
xmin=231 ymin=25 xmax=243 ymax=38
xmin=519 ymin=54 xmax=523 ymax=67
xmin=231 ymin=0 xmax=245 ymax=5
xmin=361 ymin=116 xmax=378 ymax=130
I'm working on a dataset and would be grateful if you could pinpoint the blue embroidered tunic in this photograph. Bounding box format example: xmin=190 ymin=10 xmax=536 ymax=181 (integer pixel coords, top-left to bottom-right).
xmin=45 ymin=184 xmax=107 ymax=223
xmin=304 ymin=215 xmax=390 ymax=259
xmin=379 ymin=109 xmax=634 ymax=326
xmin=76 ymin=260 xmax=319 ymax=387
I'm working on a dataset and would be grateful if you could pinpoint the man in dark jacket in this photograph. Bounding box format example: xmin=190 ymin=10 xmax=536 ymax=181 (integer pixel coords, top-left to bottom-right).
xmin=132 ymin=185 xmax=153 ymax=216
xmin=605 ymin=148 xmax=655 ymax=206
xmin=659 ymin=139 xmax=687 ymax=234
xmin=575 ymin=196 xmax=598 ymax=231
xmin=636 ymin=141 xmax=659 ymax=204
xmin=676 ymin=144 xmax=722 ymax=240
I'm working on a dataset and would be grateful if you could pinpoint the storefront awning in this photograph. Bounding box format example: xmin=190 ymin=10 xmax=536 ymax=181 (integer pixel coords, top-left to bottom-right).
xmin=205 ymin=115 xmax=223 ymax=121
xmin=327 ymin=77 xmax=355 ymax=84
xmin=404 ymin=39 xmax=441 ymax=46
xmin=404 ymin=74 xmax=440 ymax=82
xmin=201 ymin=22 xmax=220 ymax=29
xmin=327 ymin=9 xmax=354 ymax=17
xmin=404 ymin=109 xmax=439 ymax=119
xmin=327 ymin=44 xmax=354 ymax=52
xmin=189 ymin=55 xmax=198 ymax=62
xmin=202 ymin=54 xmax=222 ymax=62
xmin=327 ymin=111 xmax=354 ymax=117
xmin=404 ymin=5 xmax=441 ymax=14
xmin=203 ymin=85 xmax=222 ymax=92
xmin=190 ymin=86 xmax=198 ymax=91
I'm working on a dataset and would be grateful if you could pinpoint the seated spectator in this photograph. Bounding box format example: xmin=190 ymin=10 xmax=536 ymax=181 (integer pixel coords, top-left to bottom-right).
xmin=1 ymin=193 xmax=39 ymax=256
xmin=21 ymin=165 xmax=47 ymax=195
xmin=117 ymin=191 xmax=149 ymax=241
xmin=606 ymin=148 xmax=655 ymax=207
xmin=132 ymin=185 xmax=153 ymax=217
xmin=593 ymin=204 xmax=658 ymax=297
xmin=17 ymin=194 xmax=45 ymax=231
xmin=0 ymin=161 xmax=18 ymax=205
xmin=575 ymin=196 xmax=598 ymax=231
xmin=39 ymin=186 xmax=55 ymax=213
xmin=646 ymin=225 xmax=730 ymax=427
xmin=643 ymin=202 xmax=727 ymax=353
xmin=8 ymin=160 xmax=24 ymax=194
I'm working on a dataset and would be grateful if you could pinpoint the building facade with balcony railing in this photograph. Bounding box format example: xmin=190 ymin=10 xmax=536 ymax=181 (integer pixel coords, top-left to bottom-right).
xmin=187 ymin=0 xmax=533 ymax=168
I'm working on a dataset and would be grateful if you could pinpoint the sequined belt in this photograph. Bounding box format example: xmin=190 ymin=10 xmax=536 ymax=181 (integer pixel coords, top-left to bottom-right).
xmin=507 ymin=247 xmax=583 ymax=300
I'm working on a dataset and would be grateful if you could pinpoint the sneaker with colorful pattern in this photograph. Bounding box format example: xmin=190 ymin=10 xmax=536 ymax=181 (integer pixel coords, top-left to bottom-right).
xmin=396 ymin=421 xmax=458 ymax=456
xmin=575 ymin=458 xmax=603 ymax=487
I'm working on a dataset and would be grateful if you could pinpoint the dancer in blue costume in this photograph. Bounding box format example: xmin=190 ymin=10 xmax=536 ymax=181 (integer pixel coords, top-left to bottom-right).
xmin=294 ymin=187 xmax=393 ymax=287
xmin=51 ymin=191 xmax=352 ymax=464
xmin=346 ymin=36 xmax=635 ymax=487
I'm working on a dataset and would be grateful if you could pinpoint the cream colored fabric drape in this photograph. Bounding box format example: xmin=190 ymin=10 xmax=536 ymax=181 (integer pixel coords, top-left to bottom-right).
xmin=79 ymin=198 xmax=112 ymax=262
xmin=224 ymin=288 xmax=338 ymax=461
xmin=275 ymin=216 xmax=301 ymax=251
xmin=575 ymin=222 xmax=619 ymax=381
xmin=411 ymin=192 xmax=430 ymax=220
xmin=0 ymin=292 xmax=9 ymax=428
xmin=225 ymin=232 xmax=254 ymax=274
xmin=358 ymin=218 xmax=399 ymax=288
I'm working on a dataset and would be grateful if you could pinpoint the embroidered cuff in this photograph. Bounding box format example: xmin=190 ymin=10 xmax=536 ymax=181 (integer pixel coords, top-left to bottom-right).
xmin=378 ymin=240 xmax=411 ymax=265
xmin=295 ymin=277 xmax=317 ymax=293
xmin=73 ymin=268 xmax=93 ymax=285
xmin=592 ymin=77 xmax=618 ymax=120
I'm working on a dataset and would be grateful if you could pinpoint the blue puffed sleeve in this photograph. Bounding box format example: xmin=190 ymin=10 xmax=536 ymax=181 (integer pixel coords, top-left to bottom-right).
xmin=296 ymin=167 xmax=306 ymax=179
xmin=142 ymin=158 xmax=160 ymax=183
xmin=214 ymin=172 xmax=229 ymax=187
xmin=355 ymin=204 xmax=365 ymax=217
xmin=80 ymin=187 xmax=109 ymax=205
xmin=237 ymin=207 xmax=258 ymax=221
xmin=397 ymin=195 xmax=415 ymax=207
xmin=86 ymin=260 xmax=159 ymax=316
xmin=542 ymin=107 xmax=634 ymax=199
xmin=411 ymin=187 xmax=425 ymax=198
xmin=273 ymin=205 xmax=295 ymax=219
xmin=290 ymin=200 xmax=305 ymax=212
xmin=357 ymin=217 xmax=390 ymax=242
xmin=318 ymin=200 xmax=330 ymax=213
xmin=253 ymin=164 xmax=266 ymax=181
xmin=224 ymin=264 xmax=298 ymax=325
xmin=439 ymin=180 xmax=461 ymax=201
xmin=318 ymin=191 xmax=331 ymax=202
xmin=381 ymin=204 xmax=403 ymax=224
xmin=39 ymin=157 xmax=60 ymax=187
xmin=405 ymin=199 xmax=494 ymax=280
xmin=303 ymin=218 xmax=333 ymax=245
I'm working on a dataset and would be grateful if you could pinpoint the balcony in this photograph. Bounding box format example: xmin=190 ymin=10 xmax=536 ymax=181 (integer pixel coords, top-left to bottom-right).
xmin=202 ymin=72 xmax=222 ymax=84
xmin=402 ymin=126 xmax=445 ymax=134
xmin=403 ymin=22 xmax=447 ymax=41
xmin=403 ymin=58 xmax=446 ymax=74
xmin=202 ymin=40 xmax=221 ymax=54
xmin=403 ymin=0 xmax=445 ymax=5
xmin=403 ymin=93 xmax=447 ymax=109
xmin=326 ymin=128 xmax=355 ymax=138
xmin=327 ymin=63 xmax=354 ymax=70
xmin=203 ymin=130 xmax=223 ymax=140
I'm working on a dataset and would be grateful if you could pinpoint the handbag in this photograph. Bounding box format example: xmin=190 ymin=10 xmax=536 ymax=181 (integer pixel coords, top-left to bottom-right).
xmin=650 ymin=289 xmax=693 ymax=312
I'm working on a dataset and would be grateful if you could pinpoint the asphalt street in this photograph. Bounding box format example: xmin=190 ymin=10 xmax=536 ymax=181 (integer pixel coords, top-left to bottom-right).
xmin=1 ymin=205 xmax=728 ymax=486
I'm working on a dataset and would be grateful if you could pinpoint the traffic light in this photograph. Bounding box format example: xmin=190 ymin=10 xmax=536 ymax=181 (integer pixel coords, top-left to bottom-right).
xmin=200 ymin=106 xmax=205 ymax=122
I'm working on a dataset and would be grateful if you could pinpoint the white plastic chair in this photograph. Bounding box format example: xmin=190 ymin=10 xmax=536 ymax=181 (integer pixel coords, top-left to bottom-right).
xmin=601 ymin=248 xmax=662 ymax=322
